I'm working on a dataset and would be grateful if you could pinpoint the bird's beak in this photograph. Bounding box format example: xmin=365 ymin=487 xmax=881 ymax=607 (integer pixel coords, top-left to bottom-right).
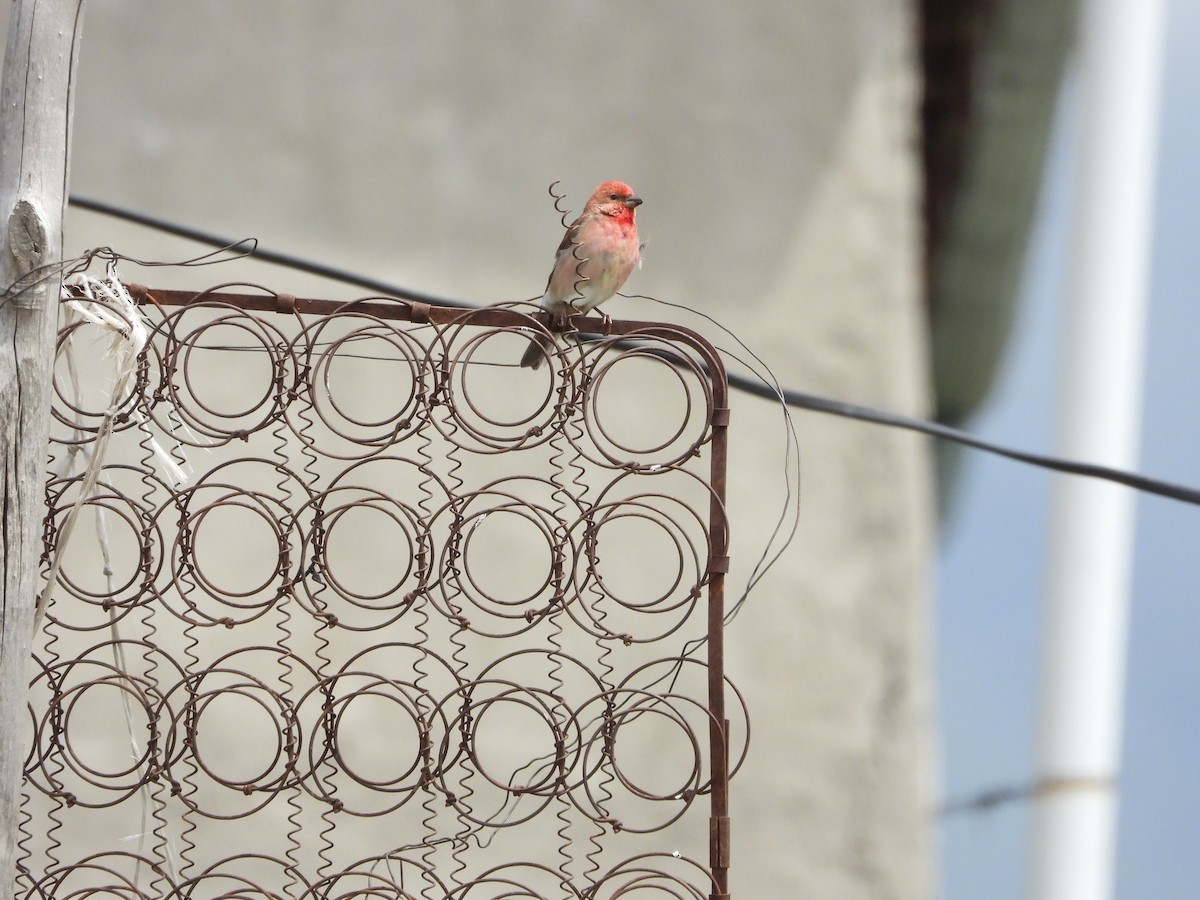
xmin=624 ymin=196 xmax=643 ymax=209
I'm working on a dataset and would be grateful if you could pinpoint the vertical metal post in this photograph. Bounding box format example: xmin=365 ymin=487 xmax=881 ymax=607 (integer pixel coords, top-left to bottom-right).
xmin=708 ymin=369 xmax=731 ymax=900
xmin=1030 ymin=0 xmax=1166 ymax=897
xmin=0 ymin=2 xmax=86 ymax=896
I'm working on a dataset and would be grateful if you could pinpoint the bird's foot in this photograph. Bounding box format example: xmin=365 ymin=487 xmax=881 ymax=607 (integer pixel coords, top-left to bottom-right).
xmin=548 ymin=307 xmax=571 ymax=333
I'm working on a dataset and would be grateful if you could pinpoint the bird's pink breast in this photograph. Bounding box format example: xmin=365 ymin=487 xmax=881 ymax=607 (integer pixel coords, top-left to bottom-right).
xmin=547 ymin=213 xmax=640 ymax=310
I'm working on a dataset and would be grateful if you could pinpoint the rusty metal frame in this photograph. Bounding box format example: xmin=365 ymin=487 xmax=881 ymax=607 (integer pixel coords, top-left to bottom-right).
xmin=21 ymin=283 xmax=739 ymax=899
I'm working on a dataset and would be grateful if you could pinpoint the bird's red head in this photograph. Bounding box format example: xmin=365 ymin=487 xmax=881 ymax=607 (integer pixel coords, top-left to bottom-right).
xmin=588 ymin=181 xmax=642 ymax=218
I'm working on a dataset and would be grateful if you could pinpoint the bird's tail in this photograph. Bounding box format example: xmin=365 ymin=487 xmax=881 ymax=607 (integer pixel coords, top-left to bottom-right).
xmin=519 ymin=331 xmax=556 ymax=370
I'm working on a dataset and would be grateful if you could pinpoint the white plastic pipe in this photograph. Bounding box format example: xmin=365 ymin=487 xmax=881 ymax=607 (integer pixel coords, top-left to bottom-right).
xmin=1029 ymin=0 xmax=1168 ymax=898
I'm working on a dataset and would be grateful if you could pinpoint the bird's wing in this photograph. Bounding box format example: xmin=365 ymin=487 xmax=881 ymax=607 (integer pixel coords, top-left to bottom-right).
xmin=545 ymin=214 xmax=589 ymax=291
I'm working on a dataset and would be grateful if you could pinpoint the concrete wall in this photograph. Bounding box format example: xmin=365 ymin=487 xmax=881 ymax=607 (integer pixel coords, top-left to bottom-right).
xmin=10 ymin=2 xmax=935 ymax=896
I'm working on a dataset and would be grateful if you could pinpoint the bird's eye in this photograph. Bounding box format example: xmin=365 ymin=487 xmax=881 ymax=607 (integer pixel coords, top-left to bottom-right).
xmin=609 ymin=193 xmax=619 ymax=200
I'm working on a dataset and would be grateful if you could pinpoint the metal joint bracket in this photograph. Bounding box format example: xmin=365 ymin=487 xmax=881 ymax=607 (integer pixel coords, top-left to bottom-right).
xmin=274 ymin=292 xmax=297 ymax=315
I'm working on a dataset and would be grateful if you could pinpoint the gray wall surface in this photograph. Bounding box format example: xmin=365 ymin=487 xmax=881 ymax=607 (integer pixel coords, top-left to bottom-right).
xmin=8 ymin=3 xmax=936 ymax=897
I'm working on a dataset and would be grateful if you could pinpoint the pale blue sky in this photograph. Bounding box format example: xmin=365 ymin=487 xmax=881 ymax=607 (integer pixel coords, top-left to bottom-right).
xmin=939 ymin=0 xmax=1200 ymax=896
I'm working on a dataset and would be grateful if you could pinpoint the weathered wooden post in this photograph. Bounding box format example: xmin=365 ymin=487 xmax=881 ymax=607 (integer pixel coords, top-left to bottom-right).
xmin=0 ymin=2 xmax=85 ymax=895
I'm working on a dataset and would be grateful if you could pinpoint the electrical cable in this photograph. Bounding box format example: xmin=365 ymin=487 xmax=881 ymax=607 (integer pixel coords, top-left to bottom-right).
xmin=68 ymin=194 xmax=1200 ymax=508
xmin=69 ymin=195 xmax=471 ymax=308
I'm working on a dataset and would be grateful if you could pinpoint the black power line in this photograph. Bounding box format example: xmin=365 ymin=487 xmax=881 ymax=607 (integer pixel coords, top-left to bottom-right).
xmin=69 ymin=195 xmax=471 ymax=308
xmin=68 ymin=194 xmax=1200 ymax=508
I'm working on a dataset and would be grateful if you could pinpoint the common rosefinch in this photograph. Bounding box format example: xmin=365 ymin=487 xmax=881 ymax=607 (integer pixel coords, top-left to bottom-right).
xmin=519 ymin=180 xmax=643 ymax=369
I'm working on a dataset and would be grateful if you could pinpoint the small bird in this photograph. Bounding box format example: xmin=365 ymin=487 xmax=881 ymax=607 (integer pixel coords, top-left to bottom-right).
xmin=519 ymin=180 xmax=643 ymax=369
